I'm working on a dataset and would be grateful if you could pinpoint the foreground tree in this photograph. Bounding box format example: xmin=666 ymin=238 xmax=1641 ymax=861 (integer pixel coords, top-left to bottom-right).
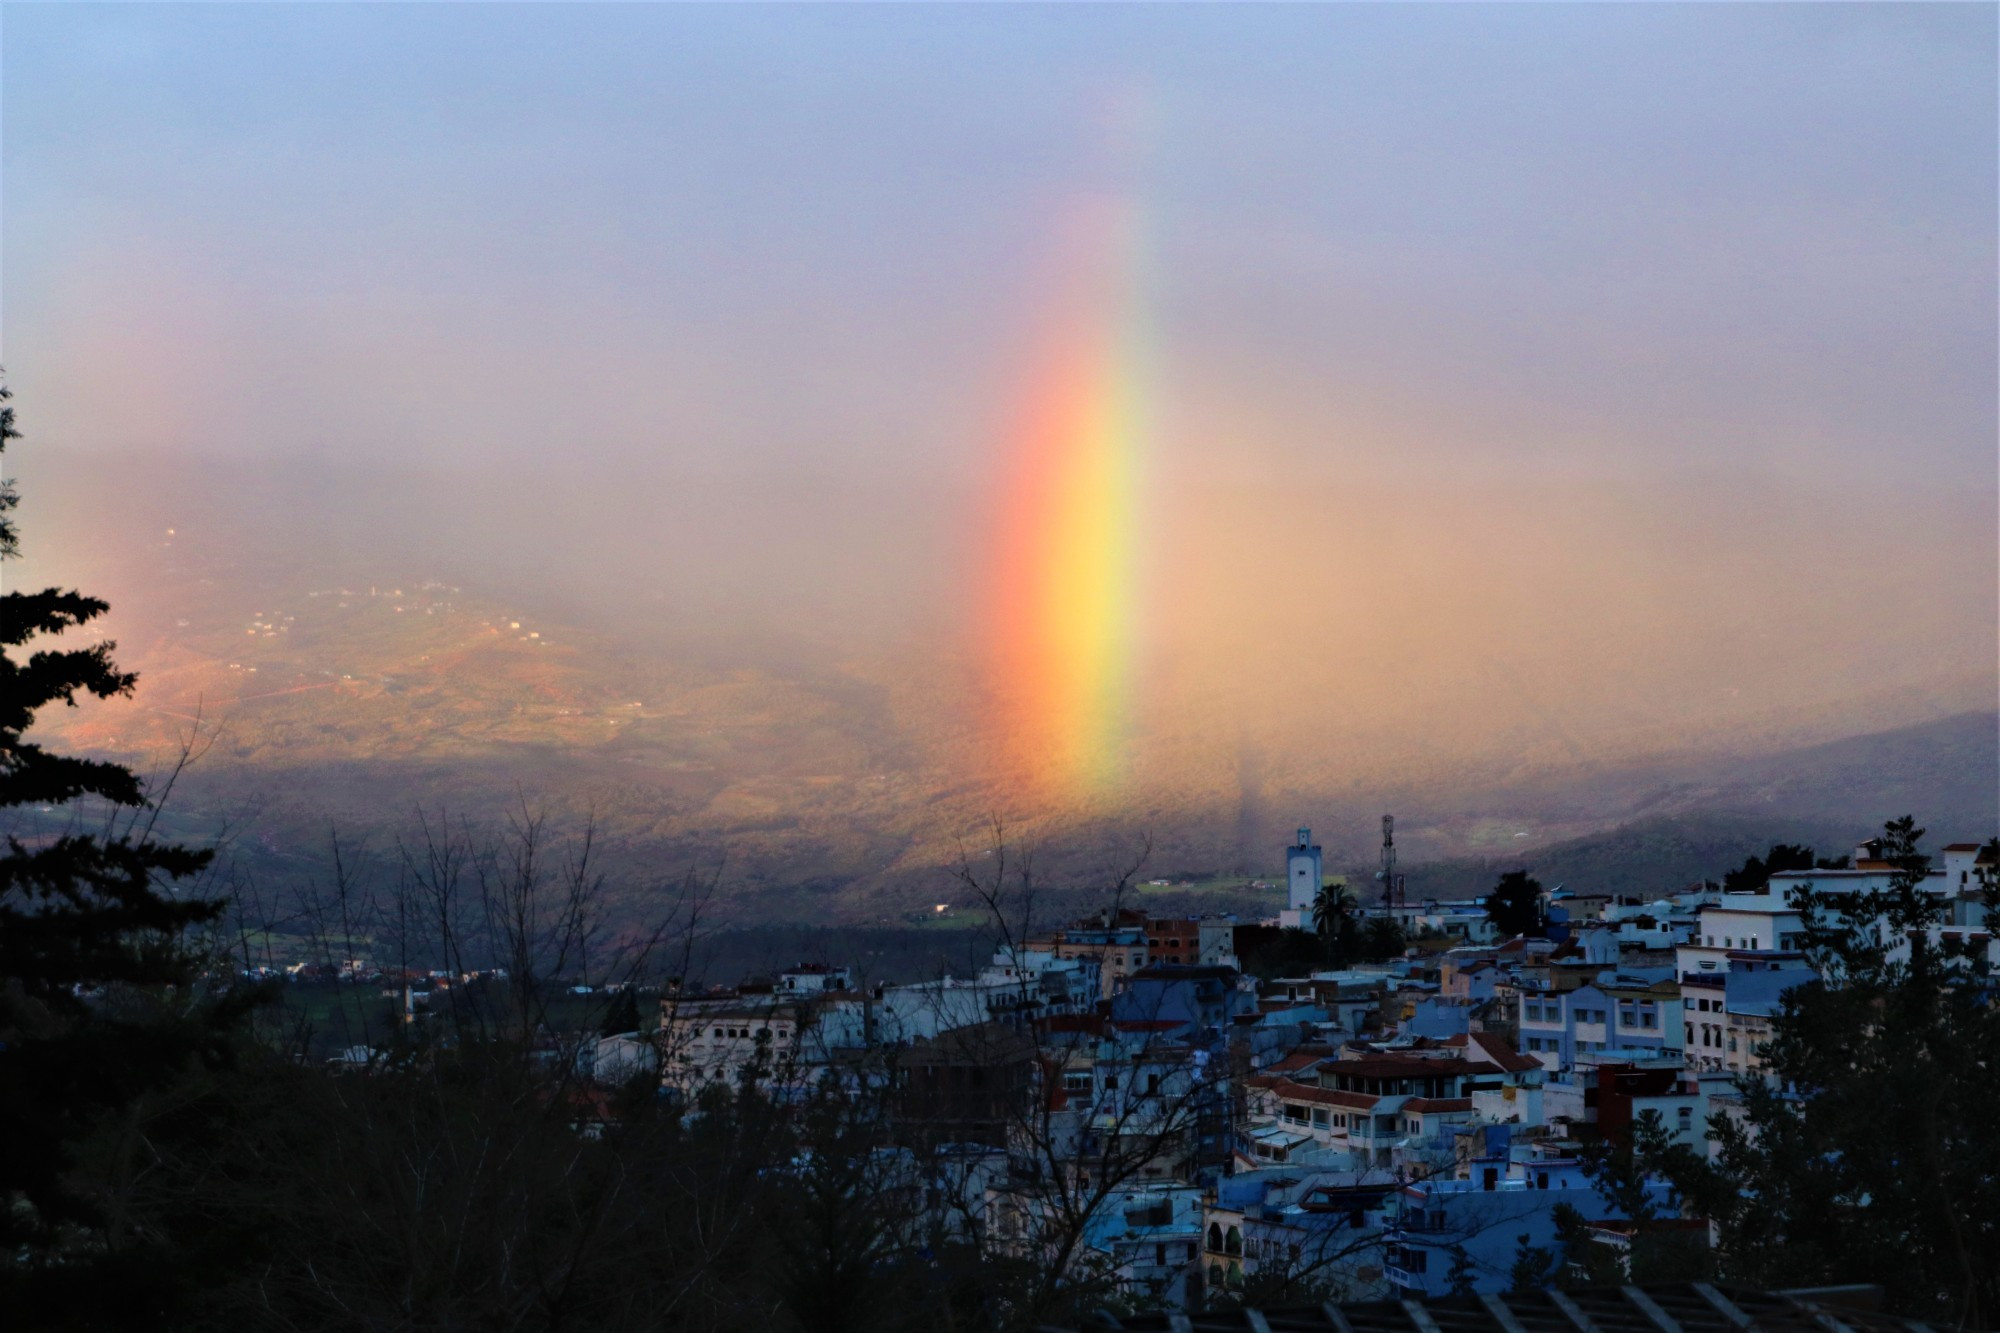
xmin=1648 ymin=817 xmax=1999 ymax=1326
xmin=0 ymin=382 xmax=245 ymax=1321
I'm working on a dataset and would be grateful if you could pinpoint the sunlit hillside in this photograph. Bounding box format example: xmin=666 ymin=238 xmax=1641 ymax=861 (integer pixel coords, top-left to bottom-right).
xmin=33 ymin=497 xmax=1996 ymax=929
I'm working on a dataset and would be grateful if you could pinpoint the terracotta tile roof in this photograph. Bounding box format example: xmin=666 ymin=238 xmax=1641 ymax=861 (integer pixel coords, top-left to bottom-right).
xmin=1268 ymin=1049 xmax=1332 ymax=1074
xmin=1327 ymin=1056 xmax=1486 ymax=1080
xmin=1466 ymin=1030 xmax=1542 ymax=1073
xmin=1272 ymin=1080 xmax=1380 ymax=1111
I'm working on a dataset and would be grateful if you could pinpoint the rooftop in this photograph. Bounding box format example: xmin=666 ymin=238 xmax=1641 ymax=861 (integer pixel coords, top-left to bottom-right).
xmin=1071 ymin=1282 xmax=1934 ymax=1333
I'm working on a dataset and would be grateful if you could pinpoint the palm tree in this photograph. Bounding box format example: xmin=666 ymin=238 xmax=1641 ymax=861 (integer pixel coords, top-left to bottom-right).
xmin=1311 ymin=883 xmax=1359 ymax=967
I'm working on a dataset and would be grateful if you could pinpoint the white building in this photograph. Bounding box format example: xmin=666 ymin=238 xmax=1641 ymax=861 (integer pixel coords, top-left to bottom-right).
xmin=660 ymin=994 xmax=815 ymax=1093
xmin=1280 ymin=827 xmax=1325 ymax=930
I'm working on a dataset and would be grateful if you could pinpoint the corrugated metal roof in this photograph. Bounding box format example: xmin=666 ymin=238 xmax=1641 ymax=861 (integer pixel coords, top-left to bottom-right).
xmin=1049 ymin=1284 xmax=1933 ymax=1333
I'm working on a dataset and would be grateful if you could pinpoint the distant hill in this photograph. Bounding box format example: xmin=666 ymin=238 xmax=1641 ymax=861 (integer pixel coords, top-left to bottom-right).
xmin=28 ymin=533 xmax=1995 ymax=929
xmin=1693 ymin=711 xmax=1999 ymax=833
xmin=1394 ymin=811 xmax=1858 ymax=903
xmin=1368 ymin=711 xmax=1996 ymax=902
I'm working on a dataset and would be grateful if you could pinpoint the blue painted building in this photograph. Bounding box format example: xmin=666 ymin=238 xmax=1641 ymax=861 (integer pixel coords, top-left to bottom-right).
xmin=1515 ymin=973 xmax=1684 ymax=1071
xmin=1385 ymin=1139 xmax=1675 ymax=1295
xmin=1110 ymin=964 xmax=1255 ymax=1040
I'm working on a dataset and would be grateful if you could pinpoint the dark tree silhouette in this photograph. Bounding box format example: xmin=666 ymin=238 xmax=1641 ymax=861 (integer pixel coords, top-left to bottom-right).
xmin=1311 ymin=883 xmax=1359 ymax=966
xmin=1482 ymin=869 xmax=1544 ymax=938
xmin=0 ymin=381 xmax=241 ymax=1318
xmin=1640 ymin=817 xmax=2000 ymax=1326
xmin=1357 ymin=915 xmax=1406 ymax=962
xmin=1721 ymin=842 xmax=1817 ymax=894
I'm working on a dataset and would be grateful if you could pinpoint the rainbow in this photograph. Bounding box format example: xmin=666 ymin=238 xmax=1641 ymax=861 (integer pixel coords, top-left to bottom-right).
xmin=988 ymin=199 xmax=1150 ymax=806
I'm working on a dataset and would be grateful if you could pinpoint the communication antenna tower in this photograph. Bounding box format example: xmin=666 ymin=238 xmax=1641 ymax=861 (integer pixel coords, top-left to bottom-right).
xmin=1380 ymin=814 xmax=1405 ymax=911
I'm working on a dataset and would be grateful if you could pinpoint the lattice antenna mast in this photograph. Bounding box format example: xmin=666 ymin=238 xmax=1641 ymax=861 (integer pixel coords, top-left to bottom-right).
xmin=1379 ymin=814 xmax=1403 ymax=911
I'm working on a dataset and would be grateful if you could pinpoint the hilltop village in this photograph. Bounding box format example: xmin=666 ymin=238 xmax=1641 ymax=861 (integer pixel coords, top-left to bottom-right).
xmin=443 ymin=827 xmax=1994 ymax=1311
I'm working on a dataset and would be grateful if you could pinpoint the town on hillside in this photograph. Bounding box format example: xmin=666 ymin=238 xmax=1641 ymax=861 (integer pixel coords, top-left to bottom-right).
xmin=433 ymin=826 xmax=1998 ymax=1312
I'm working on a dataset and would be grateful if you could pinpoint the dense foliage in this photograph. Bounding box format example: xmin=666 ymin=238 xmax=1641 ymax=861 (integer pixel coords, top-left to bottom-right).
xmin=1718 ymin=841 xmax=1850 ymax=893
xmin=1482 ymin=869 xmax=1544 ymax=938
xmin=0 ymin=382 xmax=255 ymax=1323
xmin=1645 ymin=819 xmax=2000 ymax=1326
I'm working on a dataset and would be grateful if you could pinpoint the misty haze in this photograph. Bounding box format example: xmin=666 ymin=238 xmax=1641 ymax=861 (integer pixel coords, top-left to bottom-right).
xmin=11 ymin=4 xmax=1995 ymax=928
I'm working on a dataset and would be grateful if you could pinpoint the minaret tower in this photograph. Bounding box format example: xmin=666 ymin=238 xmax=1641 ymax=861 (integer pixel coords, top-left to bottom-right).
xmin=1286 ymin=827 xmax=1323 ymax=917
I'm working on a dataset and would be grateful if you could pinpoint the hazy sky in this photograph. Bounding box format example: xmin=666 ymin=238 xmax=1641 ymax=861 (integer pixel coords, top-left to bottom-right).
xmin=4 ymin=4 xmax=1996 ymax=804
xmin=9 ymin=4 xmax=1994 ymax=483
